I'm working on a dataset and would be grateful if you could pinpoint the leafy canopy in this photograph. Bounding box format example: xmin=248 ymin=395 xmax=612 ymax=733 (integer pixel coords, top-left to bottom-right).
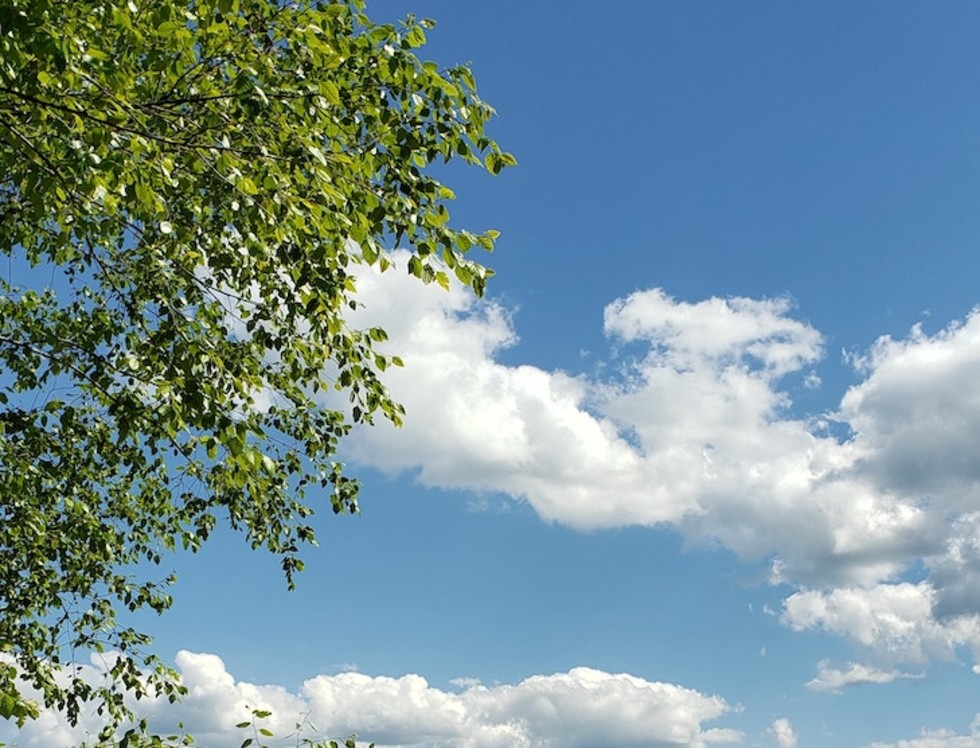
xmin=0 ymin=0 xmax=513 ymax=735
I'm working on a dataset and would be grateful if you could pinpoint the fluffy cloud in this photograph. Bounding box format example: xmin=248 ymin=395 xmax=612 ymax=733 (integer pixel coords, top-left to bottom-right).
xmin=865 ymin=715 xmax=980 ymax=748
xmin=867 ymin=736 xmax=980 ymax=748
xmin=782 ymin=583 xmax=980 ymax=666
xmin=804 ymin=660 xmax=924 ymax=693
xmin=766 ymin=718 xmax=798 ymax=748
xmin=840 ymin=320 xmax=980 ymax=506
xmin=341 ymin=256 xmax=980 ymax=670
xmin=344 ymin=260 xmax=646 ymax=530
xmin=0 ymin=652 xmax=742 ymax=748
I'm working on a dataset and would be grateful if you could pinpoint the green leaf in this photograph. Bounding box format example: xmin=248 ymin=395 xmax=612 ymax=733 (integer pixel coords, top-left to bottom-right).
xmin=485 ymin=152 xmax=503 ymax=175
xmin=405 ymin=26 xmax=426 ymax=48
xmin=321 ymin=80 xmax=341 ymax=106
xmin=237 ymin=176 xmax=259 ymax=195
xmin=0 ymin=0 xmax=511 ymax=739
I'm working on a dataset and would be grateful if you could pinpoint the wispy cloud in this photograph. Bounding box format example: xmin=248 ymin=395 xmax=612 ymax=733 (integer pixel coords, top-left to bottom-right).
xmin=805 ymin=660 xmax=924 ymax=693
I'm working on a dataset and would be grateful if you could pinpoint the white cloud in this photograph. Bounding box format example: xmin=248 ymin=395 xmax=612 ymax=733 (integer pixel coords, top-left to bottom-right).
xmin=924 ymin=513 xmax=980 ymax=618
xmin=344 ymin=259 xmax=648 ymax=530
xmin=840 ymin=318 xmax=980 ymax=506
xmin=767 ymin=717 xmax=798 ymax=748
xmin=457 ymin=667 xmax=743 ymax=748
xmin=805 ymin=660 xmax=924 ymax=693
xmin=865 ymin=715 xmax=980 ymax=748
xmin=0 ymin=652 xmax=742 ymax=748
xmin=867 ymin=735 xmax=980 ymax=748
xmin=342 ymin=258 xmax=980 ymax=669
xmin=602 ymin=290 xmax=822 ymax=375
xmin=0 ymin=651 xmax=309 ymax=748
xmin=782 ymin=584 xmax=980 ymax=666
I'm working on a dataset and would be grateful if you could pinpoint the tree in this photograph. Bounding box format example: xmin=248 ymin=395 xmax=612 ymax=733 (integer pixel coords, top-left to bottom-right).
xmin=0 ymin=0 xmax=514 ymax=737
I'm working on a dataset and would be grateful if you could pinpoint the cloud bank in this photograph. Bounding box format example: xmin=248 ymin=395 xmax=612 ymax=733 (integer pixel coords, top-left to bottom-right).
xmin=342 ymin=253 xmax=980 ymax=673
xmin=0 ymin=652 xmax=741 ymax=748
xmin=865 ymin=715 xmax=980 ymax=748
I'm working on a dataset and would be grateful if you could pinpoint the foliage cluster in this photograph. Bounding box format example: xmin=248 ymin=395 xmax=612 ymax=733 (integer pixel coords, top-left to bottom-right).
xmin=0 ymin=0 xmax=512 ymax=737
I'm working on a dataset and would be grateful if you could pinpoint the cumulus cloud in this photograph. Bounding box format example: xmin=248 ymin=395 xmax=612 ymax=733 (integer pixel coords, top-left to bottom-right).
xmin=767 ymin=717 xmax=798 ymax=748
xmin=840 ymin=319 xmax=980 ymax=505
xmin=805 ymin=660 xmax=924 ymax=693
xmin=344 ymin=259 xmax=645 ymax=530
xmin=782 ymin=584 xmax=980 ymax=666
xmin=867 ymin=735 xmax=980 ymax=748
xmin=865 ymin=715 xmax=980 ymax=748
xmin=341 ymin=255 xmax=980 ymax=670
xmin=0 ymin=652 xmax=742 ymax=748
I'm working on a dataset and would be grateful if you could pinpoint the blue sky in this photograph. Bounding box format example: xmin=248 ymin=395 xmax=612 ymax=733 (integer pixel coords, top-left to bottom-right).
xmin=9 ymin=3 xmax=980 ymax=747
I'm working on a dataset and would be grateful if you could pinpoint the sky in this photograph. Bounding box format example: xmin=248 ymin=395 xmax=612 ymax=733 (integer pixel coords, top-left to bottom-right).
xmin=8 ymin=2 xmax=980 ymax=746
